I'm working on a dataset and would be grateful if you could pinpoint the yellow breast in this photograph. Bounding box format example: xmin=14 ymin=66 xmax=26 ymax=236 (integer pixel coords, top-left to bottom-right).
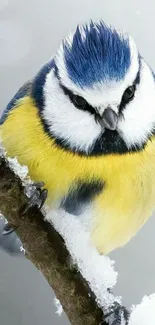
xmin=1 ymin=96 xmax=155 ymax=254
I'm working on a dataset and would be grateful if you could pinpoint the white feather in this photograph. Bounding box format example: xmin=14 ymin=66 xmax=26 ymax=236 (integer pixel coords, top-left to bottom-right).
xmin=43 ymin=70 xmax=101 ymax=153
xmin=118 ymin=60 xmax=155 ymax=147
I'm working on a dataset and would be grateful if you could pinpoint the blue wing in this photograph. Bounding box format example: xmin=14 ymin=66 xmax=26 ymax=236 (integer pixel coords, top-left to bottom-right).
xmin=0 ymin=81 xmax=32 ymax=125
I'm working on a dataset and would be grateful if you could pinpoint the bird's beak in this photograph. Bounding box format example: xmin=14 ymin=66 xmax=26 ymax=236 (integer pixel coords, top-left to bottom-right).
xmin=97 ymin=108 xmax=118 ymax=131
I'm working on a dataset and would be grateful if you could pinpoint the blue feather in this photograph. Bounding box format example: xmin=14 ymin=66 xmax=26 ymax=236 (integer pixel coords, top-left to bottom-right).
xmin=31 ymin=59 xmax=55 ymax=110
xmin=63 ymin=21 xmax=131 ymax=88
xmin=0 ymin=81 xmax=31 ymax=124
xmin=0 ymin=59 xmax=56 ymax=124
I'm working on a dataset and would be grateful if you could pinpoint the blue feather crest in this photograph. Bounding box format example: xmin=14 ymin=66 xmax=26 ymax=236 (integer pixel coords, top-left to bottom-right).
xmin=63 ymin=21 xmax=131 ymax=88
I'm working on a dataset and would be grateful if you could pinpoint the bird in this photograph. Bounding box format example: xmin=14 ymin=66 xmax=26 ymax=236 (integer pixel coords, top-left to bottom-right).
xmin=1 ymin=20 xmax=155 ymax=257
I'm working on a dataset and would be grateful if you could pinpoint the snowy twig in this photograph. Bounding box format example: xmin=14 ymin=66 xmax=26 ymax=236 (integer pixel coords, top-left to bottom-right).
xmin=54 ymin=297 xmax=63 ymax=316
xmin=0 ymin=144 xmax=155 ymax=325
xmin=0 ymin=156 xmax=111 ymax=325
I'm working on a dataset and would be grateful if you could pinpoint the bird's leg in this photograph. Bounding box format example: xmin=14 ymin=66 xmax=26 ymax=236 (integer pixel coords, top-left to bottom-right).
xmin=20 ymin=181 xmax=48 ymax=216
xmin=103 ymin=302 xmax=130 ymax=325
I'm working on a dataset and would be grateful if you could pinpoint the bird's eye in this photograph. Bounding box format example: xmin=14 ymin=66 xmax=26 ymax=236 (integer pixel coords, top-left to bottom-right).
xmin=122 ymin=85 xmax=135 ymax=102
xmin=61 ymin=84 xmax=96 ymax=115
xmin=72 ymin=94 xmax=88 ymax=108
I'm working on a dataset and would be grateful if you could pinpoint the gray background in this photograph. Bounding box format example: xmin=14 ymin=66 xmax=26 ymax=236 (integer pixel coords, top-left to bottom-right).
xmin=0 ymin=0 xmax=155 ymax=324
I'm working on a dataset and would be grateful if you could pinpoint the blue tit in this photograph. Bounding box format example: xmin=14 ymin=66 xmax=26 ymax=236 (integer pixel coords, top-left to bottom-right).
xmin=1 ymin=20 xmax=155 ymax=255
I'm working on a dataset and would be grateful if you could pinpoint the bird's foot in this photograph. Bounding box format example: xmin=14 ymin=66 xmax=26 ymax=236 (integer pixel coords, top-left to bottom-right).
xmin=2 ymin=222 xmax=18 ymax=236
xmin=20 ymin=181 xmax=48 ymax=216
xmin=103 ymin=302 xmax=130 ymax=325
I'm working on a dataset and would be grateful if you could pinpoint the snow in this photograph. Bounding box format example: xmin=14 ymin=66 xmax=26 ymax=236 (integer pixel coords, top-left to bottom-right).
xmin=0 ymin=143 xmax=29 ymax=182
xmin=7 ymin=157 xmax=28 ymax=182
xmin=44 ymin=207 xmax=120 ymax=311
xmin=53 ymin=297 xmax=63 ymax=316
xmin=0 ymin=142 xmax=37 ymax=199
xmin=20 ymin=246 xmax=26 ymax=255
xmin=129 ymin=294 xmax=155 ymax=325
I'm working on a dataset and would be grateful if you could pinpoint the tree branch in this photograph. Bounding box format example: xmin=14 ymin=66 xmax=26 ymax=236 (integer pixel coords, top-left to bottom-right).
xmin=0 ymin=157 xmax=107 ymax=325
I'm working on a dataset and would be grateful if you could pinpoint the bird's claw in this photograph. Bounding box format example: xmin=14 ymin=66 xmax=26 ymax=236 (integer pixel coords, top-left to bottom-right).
xmin=103 ymin=302 xmax=130 ymax=325
xmin=2 ymin=222 xmax=18 ymax=236
xmin=20 ymin=181 xmax=48 ymax=216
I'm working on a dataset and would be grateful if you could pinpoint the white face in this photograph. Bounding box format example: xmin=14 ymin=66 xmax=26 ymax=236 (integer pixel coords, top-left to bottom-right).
xmin=42 ymin=37 xmax=155 ymax=155
xmin=118 ymin=60 xmax=155 ymax=149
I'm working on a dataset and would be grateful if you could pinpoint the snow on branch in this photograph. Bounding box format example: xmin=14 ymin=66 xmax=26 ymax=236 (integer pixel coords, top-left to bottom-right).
xmin=0 ymin=144 xmax=154 ymax=325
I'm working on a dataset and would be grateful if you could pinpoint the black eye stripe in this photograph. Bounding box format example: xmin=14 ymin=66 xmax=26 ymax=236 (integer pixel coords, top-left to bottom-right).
xmin=54 ymin=66 xmax=96 ymax=115
xmin=59 ymin=82 xmax=96 ymax=116
xmin=119 ymin=67 xmax=141 ymax=112
xmin=55 ymin=62 xmax=141 ymax=116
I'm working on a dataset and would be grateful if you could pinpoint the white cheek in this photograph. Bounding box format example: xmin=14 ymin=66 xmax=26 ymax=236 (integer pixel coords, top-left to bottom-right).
xmin=43 ymin=70 xmax=101 ymax=152
xmin=118 ymin=61 xmax=155 ymax=147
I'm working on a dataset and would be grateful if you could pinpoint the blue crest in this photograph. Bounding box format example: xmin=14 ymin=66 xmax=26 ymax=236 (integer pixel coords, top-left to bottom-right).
xmin=63 ymin=21 xmax=131 ymax=88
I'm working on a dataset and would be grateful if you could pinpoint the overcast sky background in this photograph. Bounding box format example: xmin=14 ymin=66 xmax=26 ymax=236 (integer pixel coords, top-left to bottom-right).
xmin=0 ymin=1 xmax=155 ymax=324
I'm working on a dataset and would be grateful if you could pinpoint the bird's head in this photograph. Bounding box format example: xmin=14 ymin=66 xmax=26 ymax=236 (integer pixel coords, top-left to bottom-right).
xmin=38 ymin=20 xmax=155 ymax=155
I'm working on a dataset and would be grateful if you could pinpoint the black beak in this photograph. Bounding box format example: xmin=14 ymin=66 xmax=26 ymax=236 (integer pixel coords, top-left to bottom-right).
xmin=97 ymin=108 xmax=118 ymax=131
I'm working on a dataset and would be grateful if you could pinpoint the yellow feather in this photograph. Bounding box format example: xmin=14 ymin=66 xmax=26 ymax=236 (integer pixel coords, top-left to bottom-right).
xmin=1 ymin=96 xmax=155 ymax=254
